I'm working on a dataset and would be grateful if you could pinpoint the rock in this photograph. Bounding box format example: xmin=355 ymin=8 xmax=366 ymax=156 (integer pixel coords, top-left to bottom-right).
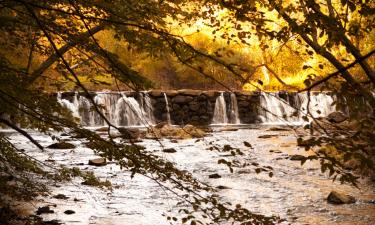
xmin=64 ymin=210 xmax=75 ymax=215
xmin=88 ymin=158 xmax=107 ymax=166
xmin=149 ymin=90 xmax=163 ymax=97
xmin=208 ymin=173 xmax=221 ymax=179
xmin=327 ymin=112 xmax=348 ymax=123
xmin=178 ymin=89 xmax=201 ymax=96
xmin=95 ymin=127 xmax=109 ymax=132
xmin=216 ymin=185 xmax=230 ymax=190
xmin=170 ymin=139 xmax=178 ymax=143
xmin=53 ymin=194 xmax=69 ymax=200
xmin=244 ymin=141 xmax=252 ymax=148
xmin=163 ymin=148 xmax=177 ymax=153
xmin=181 ymin=124 xmax=205 ymax=138
xmin=219 ymin=127 xmax=238 ymax=132
xmin=36 ymin=206 xmax=54 ymax=215
xmin=202 ymin=91 xmax=216 ymax=98
xmin=258 ymin=134 xmax=277 ymax=139
xmin=165 ymin=90 xmax=178 ymax=97
xmin=60 ymin=133 xmax=70 ymax=136
xmin=172 ymin=95 xmax=193 ymax=103
xmin=154 ymin=122 xmax=169 ymax=129
xmin=289 ymin=155 xmax=306 ymax=161
xmin=297 ymin=138 xmax=314 ymax=147
xmin=118 ymin=128 xmax=142 ymax=139
xmin=267 ymin=127 xmax=290 ymax=131
xmin=48 ymin=142 xmax=75 ymax=149
xmin=327 ymin=191 xmax=356 ymax=204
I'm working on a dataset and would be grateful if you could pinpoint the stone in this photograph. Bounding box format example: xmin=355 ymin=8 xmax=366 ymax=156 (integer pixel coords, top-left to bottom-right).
xmin=327 ymin=111 xmax=348 ymax=123
xmin=182 ymin=124 xmax=205 ymax=138
xmin=36 ymin=206 xmax=54 ymax=215
xmin=53 ymin=194 xmax=69 ymax=200
xmin=88 ymin=158 xmax=107 ymax=166
xmin=208 ymin=173 xmax=221 ymax=179
xmin=118 ymin=128 xmax=142 ymax=139
xmin=154 ymin=122 xmax=169 ymax=129
xmin=327 ymin=191 xmax=356 ymax=204
xmin=178 ymin=89 xmax=201 ymax=96
xmin=216 ymin=185 xmax=230 ymax=190
xmin=202 ymin=91 xmax=216 ymax=98
xmin=64 ymin=210 xmax=75 ymax=215
xmin=163 ymin=148 xmax=177 ymax=153
xmin=258 ymin=134 xmax=277 ymax=139
xmin=149 ymin=90 xmax=163 ymax=97
xmin=48 ymin=142 xmax=75 ymax=149
xmin=95 ymin=127 xmax=109 ymax=132
xmin=267 ymin=127 xmax=290 ymax=131
xmin=289 ymin=155 xmax=306 ymax=161
xmin=165 ymin=90 xmax=178 ymax=97
xmin=172 ymin=95 xmax=194 ymax=103
xmin=243 ymin=141 xmax=252 ymax=148
xmin=219 ymin=127 xmax=239 ymax=132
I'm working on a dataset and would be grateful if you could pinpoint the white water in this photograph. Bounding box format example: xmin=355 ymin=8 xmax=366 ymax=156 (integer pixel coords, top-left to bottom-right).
xmin=212 ymin=93 xmax=228 ymax=124
xmin=260 ymin=92 xmax=336 ymax=125
xmin=212 ymin=92 xmax=240 ymax=124
xmin=163 ymin=93 xmax=172 ymax=125
xmin=57 ymin=92 xmax=155 ymax=127
xmin=5 ymin=128 xmax=375 ymax=225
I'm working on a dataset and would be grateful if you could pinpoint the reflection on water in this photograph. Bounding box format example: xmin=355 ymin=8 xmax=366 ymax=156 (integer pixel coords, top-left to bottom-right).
xmin=3 ymin=126 xmax=375 ymax=225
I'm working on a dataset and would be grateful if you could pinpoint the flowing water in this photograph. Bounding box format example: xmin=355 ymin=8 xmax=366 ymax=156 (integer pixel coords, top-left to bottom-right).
xmin=4 ymin=126 xmax=375 ymax=225
xmin=163 ymin=93 xmax=172 ymax=125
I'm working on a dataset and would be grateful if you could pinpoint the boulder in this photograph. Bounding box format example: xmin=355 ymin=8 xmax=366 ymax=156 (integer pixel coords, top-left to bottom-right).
xmin=327 ymin=112 xmax=348 ymax=123
xmin=53 ymin=194 xmax=69 ymax=200
xmin=149 ymin=90 xmax=163 ymax=97
xmin=327 ymin=191 xmax=356 ymax=204
xmin=88 ymin=158 xmax=107 ymax=166
xmin=181 ymin=124 xmax=205 ymax=138
xmin=48 ymin=142 xmax=75 ymax=149
xmin=118 ymin=128 xmax=143 ymax=139
xmin=165 ymin=90 xmax=178 ymax=97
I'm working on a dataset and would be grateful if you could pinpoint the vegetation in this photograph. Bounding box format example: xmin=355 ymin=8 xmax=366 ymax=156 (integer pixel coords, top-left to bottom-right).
xmin=0 ymin=0 xmax=374 ymax=224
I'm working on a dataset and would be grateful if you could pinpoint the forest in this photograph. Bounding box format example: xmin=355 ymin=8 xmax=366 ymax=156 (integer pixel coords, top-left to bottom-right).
xmin=0 ymin=0 xmax=374 ymax=225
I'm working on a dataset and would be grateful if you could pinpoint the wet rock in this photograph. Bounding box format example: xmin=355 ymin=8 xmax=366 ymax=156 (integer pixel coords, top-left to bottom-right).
xmin=216 ymin=185 xmax=230 ymax=190
xmin=36 ymin=206 xmax=54 ymax=215
xmin=219 ymin=127 xmax=239 ymax=132
xmin=163 ymin=148 xmax=177 ymax=153
xmin=64 ymin=210 xmax=75 ymax=215
xmin=118 ymin=128 xmax=143 ymax=139
xmin=182 ymin=124 xmax=205 ymax=138
xmin=88 ymin=158 xmax=107 ymax=166
xmin=60 ymin=133 xmax=70 ymax=136
xmin=48 ymin=142 xmax=75 ymax=149
xmin=269 ymin=150 xmax=282 ymax=154
xmin=53 ymin=194 xmax=69 ymax=200
xmin=289 ymin=155 xmax=306 ymax=161
xmin=170 ymin=139 xmax=178 ymax=143
xmin=258 ymin=134 xmax=277 ymax=139
xmin=243 ymin=141 xmax=252 ymax=148
xmin=327 ymin=112 xmax=348 ymax=123
xmin=208 ymin=173 xmax=221 ymax=179
xmin=149 ymin=90 xmax=163 ymax=97
xmin=327 ymin=191 xmax=356 ymax=204
xmin=267 ymin=127 xmax=290 ymax=131
xmin=297 ymin=138 xmax=314 ymax=147
xmin=95 ymin=127 xmax=109 ymax=132
xmin=154 ymin=122 xmax=169 ymax=129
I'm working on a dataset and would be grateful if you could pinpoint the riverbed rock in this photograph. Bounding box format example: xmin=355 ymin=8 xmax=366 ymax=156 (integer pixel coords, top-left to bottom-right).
xmin=163 ymin=148 xmax=177 ymax=153
xmin=36 ymin=206 xmax=54 ymax=215
xmin=327 ymin=112 xmax=348 ymax=123
xmin=88 ymin=158 xmax=107 ymax=166
xmin=53 ymin=194 xmax=69 ymax=200
xmin=327 ymin=191 xmax=356 ymax=204
xmin=289 ymin=154 xmax=306 ymax=161
xmin=95 ymin=127 xmax=109 ymax=132
xmin=258 ymin=134 xmax=277 ymax=139
xmin=118 ymin=128 xmax=143 ymax=139
xmin=208 ymin=173 xmax=221 ymax=179
xmin=64 ymin=210 xmax=75 ymax=215
xmin=48 ymin=142 xmax=75 ymax=149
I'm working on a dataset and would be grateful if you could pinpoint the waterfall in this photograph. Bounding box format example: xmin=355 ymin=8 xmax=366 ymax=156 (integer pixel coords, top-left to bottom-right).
xmin=140 ymin=92 xmax=155 ymax=125
xmin=57 ymin=92 xmax=155 ymax=127
xmin=212 ymin=93 xmax=227 ymax=124
xmin=228 ymin=93 xmax=240 ymax=124
xmin=57 ymin=92 xmax=80 ymax=119
xmin=259 ymin=92 xmax=336 ymax=125
xmin=163 ymin=93 xmax=171 ymax=125
xmin=212 ymin=92 xmax=240 ymax=124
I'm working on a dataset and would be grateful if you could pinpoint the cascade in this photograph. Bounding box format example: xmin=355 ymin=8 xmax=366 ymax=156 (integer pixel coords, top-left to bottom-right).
xmin=57 ymin=92 xmax=80 ymax=118
xmin=212 ymin=92 xmax=228 ymax=124
xmin=228 ymin=93 xmax=240 ymax=124
xmin=57 ymin=92 xmax=155 ymax=127
xmin=163 ymin=93 xmax=171 ymax=125
xmin=259 ymin=92 xmax=336 ymax=125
